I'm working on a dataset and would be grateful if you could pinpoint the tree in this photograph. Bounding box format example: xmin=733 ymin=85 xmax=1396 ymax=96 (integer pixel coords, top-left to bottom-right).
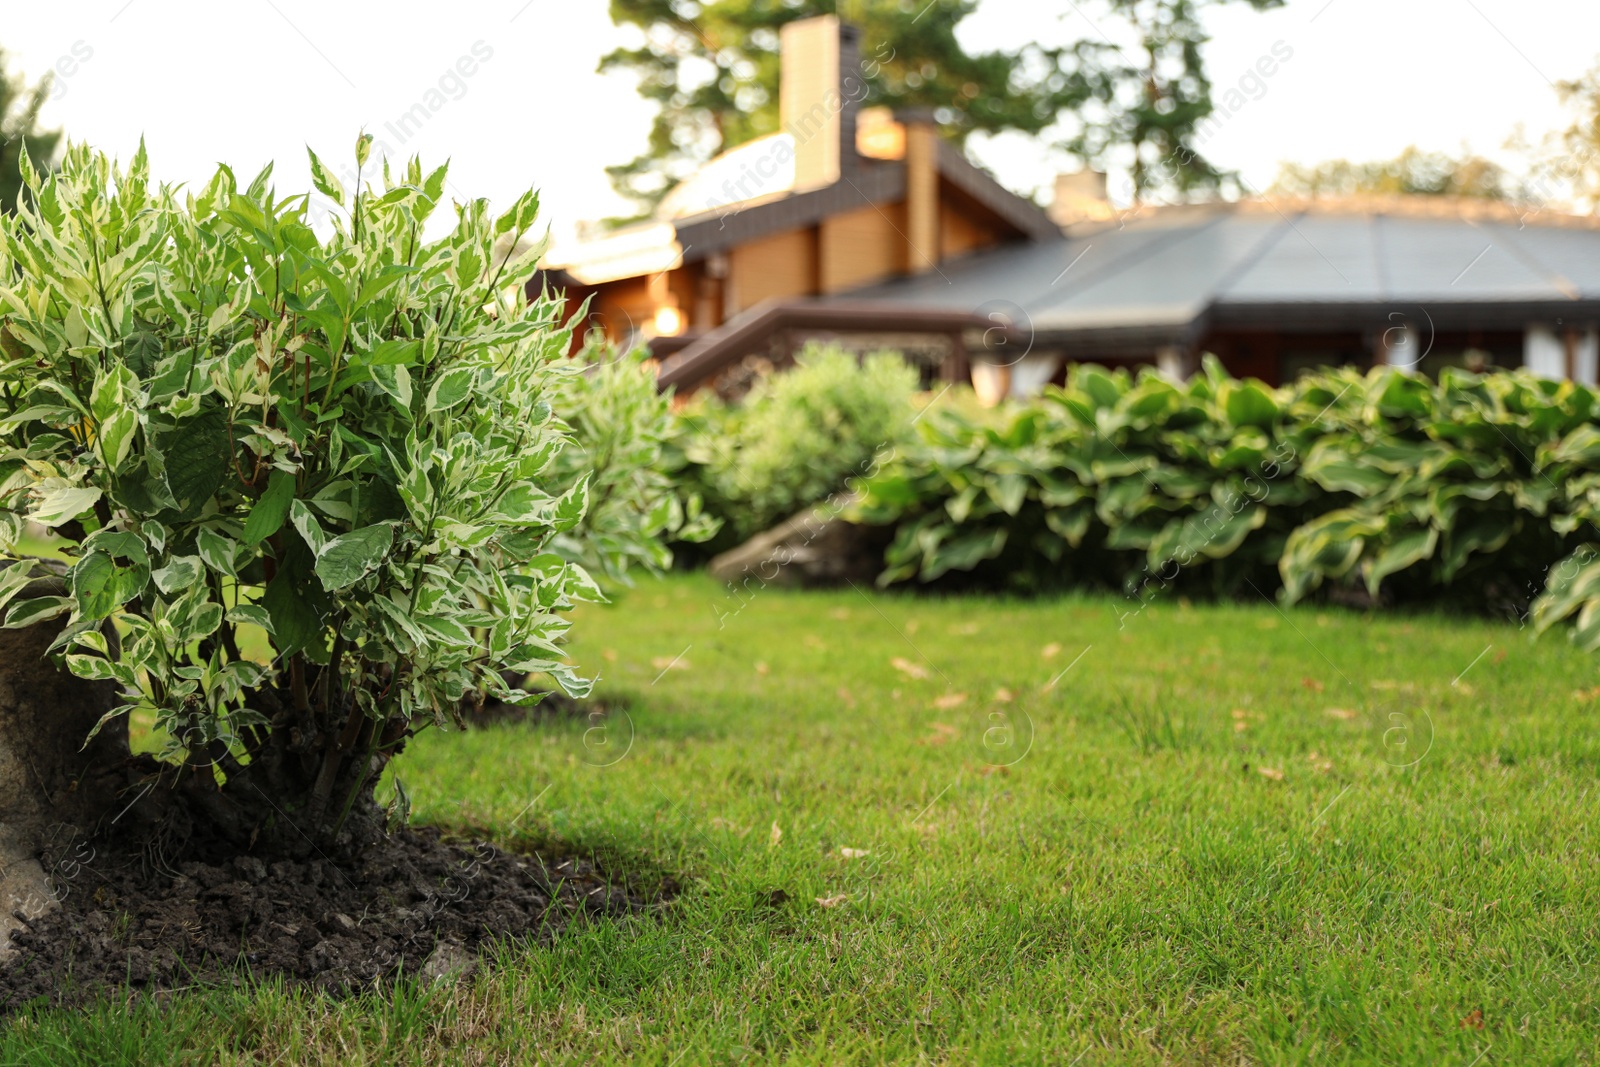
xmin=1268 ymin=146 xmax=1516 ymax=200
xmin=1058 ymin=0 xmax=1284 ymax=201
xmin=0 ymin=47 xmax=61 ymax=215
xmin=1537 ymin=60 xmax=1600 ymax=212
xmin=0 ymin=135 xmax=678 ymax=922
xmin=601 ymin=0 xmax=1285 ymax=216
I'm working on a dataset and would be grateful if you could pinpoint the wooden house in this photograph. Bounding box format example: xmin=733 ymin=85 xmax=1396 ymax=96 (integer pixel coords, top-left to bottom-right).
xmin=540 ymin=16 xmax=1600 ymax=399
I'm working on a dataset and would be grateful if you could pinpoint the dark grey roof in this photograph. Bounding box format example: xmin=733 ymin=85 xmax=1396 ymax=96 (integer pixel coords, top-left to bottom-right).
xmin=830 ymin=203 xmax=1600 ymax=353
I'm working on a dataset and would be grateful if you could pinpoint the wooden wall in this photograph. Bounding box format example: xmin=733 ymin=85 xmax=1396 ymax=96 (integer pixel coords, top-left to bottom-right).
xmin=819 ymin=202 xmax=909 ymax=294
xmin=559 ymin=159 xmax=1037 ymax=348
xmin=728 ymin=227 xmax=818 ymax=314
xmin=939 ymin=198 xmax=1001 ymax=261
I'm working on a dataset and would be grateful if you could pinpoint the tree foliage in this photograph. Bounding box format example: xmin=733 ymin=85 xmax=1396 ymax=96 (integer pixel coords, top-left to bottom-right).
xmin=1541 ymin=60 xmax=1600 ymax=212
xmin=0 ymin=139 xmax=654 ymax=836
xmin=1058 ymin=0 xmax=1284 ymax=200
xmin=601 ymin=0 xmax=1283 ymax=215
xmin=0 ymin=47 xmax=61 ymax=215
xmin=1270 ymin=145 xmax=1516 ymax=201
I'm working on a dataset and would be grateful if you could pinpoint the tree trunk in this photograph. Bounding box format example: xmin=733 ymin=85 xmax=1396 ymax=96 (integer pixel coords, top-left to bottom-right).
xmin=0 ymin=569 xmax=130 ymax=962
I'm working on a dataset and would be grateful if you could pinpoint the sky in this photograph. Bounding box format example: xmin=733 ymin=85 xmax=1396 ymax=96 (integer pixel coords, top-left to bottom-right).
xmin=2 ymin=0 xmax=1596 ymax=243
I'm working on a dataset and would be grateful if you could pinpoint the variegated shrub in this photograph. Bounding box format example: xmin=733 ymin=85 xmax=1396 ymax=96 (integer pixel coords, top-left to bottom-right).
xmin=0 ymin=138 xmax=648 ymax=848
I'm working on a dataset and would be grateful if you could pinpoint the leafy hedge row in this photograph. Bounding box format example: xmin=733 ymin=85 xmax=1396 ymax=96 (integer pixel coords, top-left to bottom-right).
xmin=670 ymin=344 xmax=918 ymax=551
xmin=850 ymin=359 xmax=1600 ymax=637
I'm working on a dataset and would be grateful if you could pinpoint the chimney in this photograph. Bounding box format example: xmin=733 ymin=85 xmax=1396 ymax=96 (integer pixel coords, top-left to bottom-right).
xmin=898 ymin=107 xmax=940 ymax=274
xmin=1050 ymin=169 xmax=1113 ymax=227
xmin=779 ymin=15 xmax=862 ymax=192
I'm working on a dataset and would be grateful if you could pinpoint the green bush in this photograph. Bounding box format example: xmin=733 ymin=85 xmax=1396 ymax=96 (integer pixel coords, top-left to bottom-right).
xmin=852 ymin=358 xmax=1600 ymax=635
xmin=548 ymin=346 xmax=718 ymax=588
xmin=0 ymin=138 xmax=654 ymax=844
xmin=673 ymin=343 xmax=919 ymax=544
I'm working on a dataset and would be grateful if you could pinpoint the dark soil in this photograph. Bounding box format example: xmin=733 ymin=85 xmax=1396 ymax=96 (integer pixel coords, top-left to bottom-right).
xmin=0 ymin=825 xmax=660 ymax=1014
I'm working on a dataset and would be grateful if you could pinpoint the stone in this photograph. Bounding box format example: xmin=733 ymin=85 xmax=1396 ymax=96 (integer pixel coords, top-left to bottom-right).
xmin=707 ymin=501 xmax=891 ymax=590
xmin=420 ymin=939 xmax=478 ymax=983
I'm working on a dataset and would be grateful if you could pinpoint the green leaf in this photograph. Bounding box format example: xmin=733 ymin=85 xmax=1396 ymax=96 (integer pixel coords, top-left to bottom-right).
xmin=243 ymin=470 xmax=296 ymax=545
xmin=1364 ymin=526 xmax=1439 ymax=595
xmin=71 ymin=548 xmax=150 ymax=621
xmin=158 ymin=407 xmax=233 ymax=517
xmin=314 ymin=524 xmax=395 ymax=590
xmin=1222 ymin=380 xmax=1279 ymax=428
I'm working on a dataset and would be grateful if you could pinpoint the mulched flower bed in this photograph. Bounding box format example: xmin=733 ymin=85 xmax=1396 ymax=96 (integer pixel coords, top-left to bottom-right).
xmin=0 ymin=825 xmax=660 ymax=1014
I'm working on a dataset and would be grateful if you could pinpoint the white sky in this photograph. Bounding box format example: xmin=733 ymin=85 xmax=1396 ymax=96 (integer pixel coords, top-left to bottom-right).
xmin=2 ymin=0 xmax=1595 ymax=242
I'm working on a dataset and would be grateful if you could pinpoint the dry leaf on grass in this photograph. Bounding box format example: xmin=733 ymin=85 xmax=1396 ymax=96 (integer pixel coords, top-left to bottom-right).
xmin=1301 ymin=677 xmax=1324 ymax=692
xmin=754 ymin=661 xmax=769 ymax=676
xmin=994 ymin=687 xmax=1014 ymax=703
xmin=815 ymin=894 xmax=849 ymax=909
xmin=803 ymin=634 xmax=826 ymax=650
xmin=1257 ymin=766 xmax=1285 ymax=781
xmin=839 ymin=847 xmax=869 ymax=859
xmin=891 ymin=657 xmax=930 ymax=680
xmin=829 ymin=608 xmax=851 ymax=621
xmin=1453 ymin=682 xmax=1475 ymax=697
xmin=933 ymin=692 xmax=968 ymax=710
xmin=1573 ymin=686 xmax=1600 ymax=702
xmin=601 ymin=648 xmax=618 ymax=663
xmin=919 ymin=722 xmax=960 ymax=747
xmin=1306 ymin=751 xmax=1333 ymax=773
xmin=1041 ymin=642 xmax=1062 ymax=659
xmin=836 ymin=686 xmax=857 ymax=708
xmin=1459 ymin=1009 xmax=1484 ymax=1030
xmin=953 ymin=622 xmax=980 ymax=636
xmin=1324 ymin=707 xmax=1358 ymax=720
xmin=769 ymin=821 xmax=783 ymax=847
xmin=650 ymin=655 xmax=690 ymax=671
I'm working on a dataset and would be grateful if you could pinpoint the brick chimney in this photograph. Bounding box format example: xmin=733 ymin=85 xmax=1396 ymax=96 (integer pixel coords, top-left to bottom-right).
xmin=779 ymin=15 xmax=862 ymax=193
xmin=1050 ymin=169 xmax=1114 ymax=227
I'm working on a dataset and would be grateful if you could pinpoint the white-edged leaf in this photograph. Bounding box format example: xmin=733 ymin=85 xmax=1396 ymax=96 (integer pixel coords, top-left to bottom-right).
xmin=225 ymin=603 xmax=276 ymax=635
xmin=3 ymin=595 xmax=71 ymax=629
xmin=314 ymin=524 xmax=394 ymax=591
xmin=27 ymin=484 xmax=102 ymax=527
xmin=151 ymin=555 xmax=203 ymax=595
xmin=289 ymin=498 xmax=327 ymax=555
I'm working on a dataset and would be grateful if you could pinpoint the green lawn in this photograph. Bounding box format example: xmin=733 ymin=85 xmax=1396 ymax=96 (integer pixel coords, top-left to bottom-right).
xmin=6 ymin=573 xmax=1599 ymax=1065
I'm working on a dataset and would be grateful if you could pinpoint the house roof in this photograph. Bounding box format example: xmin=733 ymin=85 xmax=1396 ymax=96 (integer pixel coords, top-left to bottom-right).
xmin=829 ymin=198 xmax=1600 ymax=355
xmin=543 ymin=139 xmax=1058 ymax=287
